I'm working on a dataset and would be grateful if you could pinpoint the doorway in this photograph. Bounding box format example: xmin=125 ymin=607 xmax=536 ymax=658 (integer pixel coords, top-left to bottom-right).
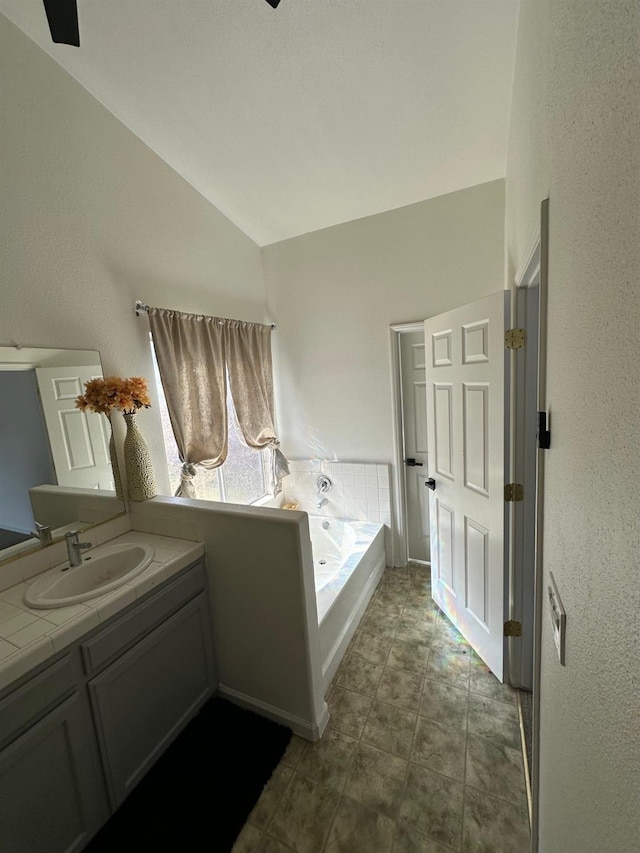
xmin=390 ymin=322 xmax=431 ymax=568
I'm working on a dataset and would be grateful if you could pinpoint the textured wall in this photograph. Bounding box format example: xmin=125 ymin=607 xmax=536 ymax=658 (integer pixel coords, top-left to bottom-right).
xmin=263 ymin=179 xmax=505 ymax=464
xmin=0 ymin=16 xmax=266 ymax=498
xmin=506 ymin=2 xmax=640 ymax=851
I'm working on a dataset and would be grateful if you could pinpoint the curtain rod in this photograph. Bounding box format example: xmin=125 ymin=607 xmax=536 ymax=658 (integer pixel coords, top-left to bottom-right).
xmin=134 ymin=300 xmax=276 ymax=331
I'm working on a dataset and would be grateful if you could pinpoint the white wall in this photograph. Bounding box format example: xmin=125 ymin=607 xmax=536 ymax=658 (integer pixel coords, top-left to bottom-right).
xmin=506 ymin=3 xmax=639 ymax=852
xmin=262 ymin=180 xmax=505 ymax=466
xmin=0 ymin=15 xmax=266 ymax=496
xmin=127 ymin=496 xmax=328 ymax=740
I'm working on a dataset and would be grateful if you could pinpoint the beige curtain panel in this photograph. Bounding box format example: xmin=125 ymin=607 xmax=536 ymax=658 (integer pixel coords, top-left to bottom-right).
xmin=149 ymin=307 xmax=288 ymax=499
xmin=148 ymin=307 xmax=228 ymax=498
xmin=225 ymin=320 xmax=290 ymax=494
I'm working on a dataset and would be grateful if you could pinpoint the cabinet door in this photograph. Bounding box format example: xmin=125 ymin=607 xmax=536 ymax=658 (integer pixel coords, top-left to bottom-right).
xmin=89 ymin=592 xmax=215 ymax=807
xmin=0 ymin=693 xmax=108 ymax=853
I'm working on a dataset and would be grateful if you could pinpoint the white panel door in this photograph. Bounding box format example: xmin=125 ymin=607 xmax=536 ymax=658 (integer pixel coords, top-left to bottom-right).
xmin=400 ymin=330 xmax=430 ymax=563
xmin=35 ymin=366 xmax=115 ymax=491
xmin=424 ymin=291 xmax=509 ymax=679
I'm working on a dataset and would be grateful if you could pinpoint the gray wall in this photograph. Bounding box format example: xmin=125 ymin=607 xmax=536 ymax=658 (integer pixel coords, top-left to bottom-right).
xmin=0 ymin=16 xmax=266 ymax=501
xmin=0 ymin=371 xmax=56 ymax=534
xmin=506 ymin=2 xmax=639 ymax=851
xmin=263 ymin=180 xmax=505 ymax=465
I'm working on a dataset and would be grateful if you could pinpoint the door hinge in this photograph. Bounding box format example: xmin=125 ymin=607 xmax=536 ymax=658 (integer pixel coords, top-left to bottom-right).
xmin=504 ymin=483 xmax=524 ymax=502
xmin=504 ymin=620 xmax=522 ymax=637
xmin=537 ymin=411 xmax=551 ymax=449
xmin=505 ymin=328 xmax=526 ymax=349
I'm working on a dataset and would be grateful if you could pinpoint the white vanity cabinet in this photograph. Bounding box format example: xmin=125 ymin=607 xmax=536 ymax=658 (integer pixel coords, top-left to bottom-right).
xmin=0 ymin=557 xmax=216 ymax=852
xmin=0 ymin=654 xmax=108 ymax=853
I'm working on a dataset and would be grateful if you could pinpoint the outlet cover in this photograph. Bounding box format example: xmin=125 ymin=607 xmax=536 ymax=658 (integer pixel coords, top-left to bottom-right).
xmin=547 ymin=572 xmax=566 ymax=665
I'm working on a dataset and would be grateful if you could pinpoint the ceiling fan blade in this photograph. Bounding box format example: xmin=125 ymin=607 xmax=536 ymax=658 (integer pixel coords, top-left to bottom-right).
xmin=264 ymin=0 xmax=282 ymax=8
xmin=42 ymin=0 xmax=80 ymax=46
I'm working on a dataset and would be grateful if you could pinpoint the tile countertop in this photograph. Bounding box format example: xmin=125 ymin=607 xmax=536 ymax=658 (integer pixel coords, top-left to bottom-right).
xmin=0 ymin=532 xmax=205 ymax=694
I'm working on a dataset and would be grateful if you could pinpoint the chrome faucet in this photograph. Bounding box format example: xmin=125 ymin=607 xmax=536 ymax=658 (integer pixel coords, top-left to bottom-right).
xmin=317 ymin=497 xmax=329 ymax=510
xmin=65 ymin=530 xmax=92 ymax=567
xmin=31 ymin=522 xmax=52 ymax=545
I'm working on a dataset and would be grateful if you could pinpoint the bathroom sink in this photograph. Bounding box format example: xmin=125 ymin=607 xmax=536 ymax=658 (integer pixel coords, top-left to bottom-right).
xmin=24 ymin=543 xmax=155 ymax=609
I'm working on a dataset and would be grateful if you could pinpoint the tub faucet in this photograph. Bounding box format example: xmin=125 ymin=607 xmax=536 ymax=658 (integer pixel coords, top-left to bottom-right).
xmin=317 ymin=497 xmax=329 ymax=509
xmin=65 ymin=530 xmax=92 ymax=567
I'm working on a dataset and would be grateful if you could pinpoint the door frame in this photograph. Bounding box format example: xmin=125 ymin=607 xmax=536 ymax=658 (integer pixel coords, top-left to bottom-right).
xmin=389 ymin=321 xmax=426 ymax=568
xmin=509 ymin=198 xmax=549 ymax=852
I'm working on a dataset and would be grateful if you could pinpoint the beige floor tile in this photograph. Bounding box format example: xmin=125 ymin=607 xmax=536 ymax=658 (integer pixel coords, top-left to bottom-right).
xmin=398 ymin=764 xmax=464 ymax=850
xmin=248 ymin=764 xmax=294 ymax=830
xmin=425 ymin=645 xmax=471 ymax=690
xmin=268 ymin=774 xmax=340 ymax=853
xmin=232 ymin=561 xmax=530 ymax=853
xmin=335 ymin=653 xmax=384 ymax=696
xmin=360 ymin=609 xmax=400 ymax=639
xmin=468 ymin=659 xmax=517 ymax=705
xmin=343 ymin=741 xmax=407 ymax=819
xmin=296 ymin=728 xmax=358 ymax=792
xmin=467 ymin=694 xmax=521 ymax=750
xmin=465 ymin=734 xmax=527 ymax=806
xmin=328 ymin=687 xmax=373 ymax=739
xmin=411 ymin=717 xmax=467 ymax=782
xmin=387 ymin=639 xmax=430 ymax=675
xmin=280 ymin=735 xmax=306 ymax=769
xmin=350 ymin=629 xmax=393 ymax=665
xmin=324 ymin=796 xmax=395 ymax=853
xmin=419 ymin=679 xmax=469 ymax=730
xmin=462 ymin=787 xmax=530 ymax=853
xmin=395 ymin=616 xmax=435 ymax=646
xmin=392 ymin=824 xmax=455 ymax=852
xmin=362 ymin=699 xmax=417 ymax=758
xmin=402 ymin=602 xmax=439 ymax=624
xmin=232 ymin=822 xmax=264 ymax=852
xmin=376 ymin=666 xmax=423 ymax=711
xmin=261 ymin=836 xmax=297 ymax=852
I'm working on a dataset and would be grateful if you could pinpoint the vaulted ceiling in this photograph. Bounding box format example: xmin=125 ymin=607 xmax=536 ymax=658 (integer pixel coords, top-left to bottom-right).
xmin=1 ymin=1 xmax=520 ymax=246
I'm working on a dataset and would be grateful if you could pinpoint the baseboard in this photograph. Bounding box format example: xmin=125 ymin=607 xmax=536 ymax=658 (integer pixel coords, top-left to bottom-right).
xmin=216 ymin=684 xmax=329 ymax=742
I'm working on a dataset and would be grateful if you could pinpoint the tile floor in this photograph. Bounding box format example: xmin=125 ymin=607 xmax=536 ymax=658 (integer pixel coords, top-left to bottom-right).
xmin=232 ymin=563 xmax=531 ymax=853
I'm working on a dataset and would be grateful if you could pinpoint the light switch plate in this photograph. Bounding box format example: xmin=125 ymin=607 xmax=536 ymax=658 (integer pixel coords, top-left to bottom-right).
xmin=547 ymin=572 xmax=566 ymax=665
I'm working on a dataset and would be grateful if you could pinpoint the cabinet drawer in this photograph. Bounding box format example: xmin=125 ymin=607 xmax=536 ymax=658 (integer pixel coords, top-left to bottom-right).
xmin=81 ymin=560 xmax=205 ymax=674
xmin=0 ymin=654 xmax=80 ymax=747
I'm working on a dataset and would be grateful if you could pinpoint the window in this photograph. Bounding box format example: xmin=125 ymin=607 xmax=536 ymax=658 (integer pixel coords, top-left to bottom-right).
xmin=150 ymin=341 xmax=271 ymax=505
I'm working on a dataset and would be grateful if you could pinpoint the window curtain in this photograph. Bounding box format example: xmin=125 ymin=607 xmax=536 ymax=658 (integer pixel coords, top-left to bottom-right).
xmin=148 ymin=307 xmax=289 ymax=499
xmin=224 ymin=320 xmax=290 ymax=495
xmin=148 ymin=308 xmax=227 ymax=498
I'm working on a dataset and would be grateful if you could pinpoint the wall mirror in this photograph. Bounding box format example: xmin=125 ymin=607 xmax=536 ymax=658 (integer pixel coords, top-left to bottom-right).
xmin=0 ymin=345 xmax=126 ymax=566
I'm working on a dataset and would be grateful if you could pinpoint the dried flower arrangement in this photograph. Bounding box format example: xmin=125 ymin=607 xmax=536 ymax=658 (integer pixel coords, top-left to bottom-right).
xmin=75 ymin=376 xmax=152 ymax=416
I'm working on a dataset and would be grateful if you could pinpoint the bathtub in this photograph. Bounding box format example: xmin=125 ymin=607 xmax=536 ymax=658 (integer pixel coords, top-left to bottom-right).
xmin=307 ymin=515 xmax=386 ymax=691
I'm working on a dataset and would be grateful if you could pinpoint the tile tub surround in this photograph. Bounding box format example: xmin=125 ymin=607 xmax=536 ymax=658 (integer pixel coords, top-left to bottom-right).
xmin=283 ymin=460 xmax=392 ymax=564
xmin=232 ymin=564 xmax=530 ymax=853
xmin=0 ymin=529 xmax=204 ymax=693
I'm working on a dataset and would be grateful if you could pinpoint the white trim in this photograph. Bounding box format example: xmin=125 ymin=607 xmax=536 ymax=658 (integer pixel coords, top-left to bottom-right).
xmin=508 ymin=198 xmax=549 ymax=853
xmin=215 ymin=685 xmax=330 ymax=741
xmin=515 ymin=227 xmax=542 ymax=289
xmin=389 ymin=321 xmax=424 ymax=567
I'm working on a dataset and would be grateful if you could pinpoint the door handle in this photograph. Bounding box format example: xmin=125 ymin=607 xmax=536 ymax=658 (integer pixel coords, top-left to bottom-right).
xmin=425 ymin=478 xmax=436 ymax=490
xmin=405 ymin=458 xmax=423 ymax=467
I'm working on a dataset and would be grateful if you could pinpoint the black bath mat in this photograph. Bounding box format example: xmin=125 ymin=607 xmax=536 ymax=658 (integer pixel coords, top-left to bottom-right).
xmin=85 ymin=696 xmax=292 ymax=852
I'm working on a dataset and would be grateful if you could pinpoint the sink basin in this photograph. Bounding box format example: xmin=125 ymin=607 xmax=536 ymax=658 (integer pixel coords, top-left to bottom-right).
xmin=24 ymin=543 xmax=155 ymax=609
